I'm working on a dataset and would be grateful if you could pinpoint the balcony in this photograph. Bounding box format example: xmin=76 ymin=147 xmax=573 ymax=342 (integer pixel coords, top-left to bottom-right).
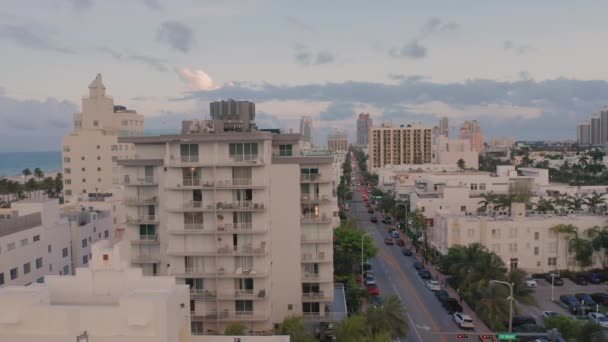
xmin=211 ymin=201 xmax=266 ymax=212
xmin=131 ymin=234 xmax=159 ymax=244
xmin=300 ymin=173 xmax=331 ymax=183
xmin=301 ymin=214 xmax=332 ymax=224
xmin=125 ymin=215 xmax=158 ymax=225
xmin=302 ymin=291 xmax=326 ymax=301
xmin=174 ymin=267 xmax=268 ymax=278
xmin=169 ymin=223 xmax=267 ymax=235
xmin=123 ymin=197 xmax=158 ymax=206
xmin=228 ymin=154 xmax=264 ymax=166
xmin=302 ymin=273 xmax=333 ymax=283
xmin=123 ymin=176 xmax=157 ymax=186
xmin=301 ymin=233 xmax=333 ymax=243
xmin=201 ymin=178 xmax=265 ymax=189
xmin=301 ymin=252 xmax=331 ymax=263
xmin=189 ymin=288 xmax=217 ymax=299
xmin=132 ymin=254 xmax=160 ymax=264
xmin=191 ymin=310 xmax=269 ymax=322
xmin=300 ymin=194 xmax=332 ymax=204
xmin=168 ymin=243 xmax=267 ymax=257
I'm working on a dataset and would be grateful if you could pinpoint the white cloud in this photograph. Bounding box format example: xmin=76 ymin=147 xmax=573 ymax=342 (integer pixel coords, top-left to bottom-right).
xmin=175 ymin=67 xmax=216 ymax=91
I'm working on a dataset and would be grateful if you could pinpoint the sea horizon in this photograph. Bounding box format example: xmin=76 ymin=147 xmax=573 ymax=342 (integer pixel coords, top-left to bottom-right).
xmin=0 ymin=151 xmax=62 ymax=177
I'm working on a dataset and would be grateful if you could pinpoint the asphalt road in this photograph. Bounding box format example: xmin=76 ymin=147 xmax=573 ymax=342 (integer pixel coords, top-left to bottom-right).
xmin=348 ymin=188 xmax=466 ymax=342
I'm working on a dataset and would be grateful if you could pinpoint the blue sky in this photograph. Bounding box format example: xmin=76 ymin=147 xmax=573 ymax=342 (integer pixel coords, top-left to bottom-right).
xmin=1 ymin=0 xmax=608 ymax=151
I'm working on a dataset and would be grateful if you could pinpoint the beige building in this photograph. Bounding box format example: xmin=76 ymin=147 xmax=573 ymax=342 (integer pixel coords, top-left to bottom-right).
xmin=459 ymin=120 xmax=483 ymax=152
xmin=435 ymin=136 xmax=479 ymax=170
xmin=117 ymin=114 xmax=338 ymax=334
xmin=327 ymin=133 xmax=348 ymax=152
xmin=369 ymin=123 xmax=433 ymax=172
xmin=487 ymin=137 xmax=514 ymax=148
xmin=62 ymin=74 xmax=144 ymax=199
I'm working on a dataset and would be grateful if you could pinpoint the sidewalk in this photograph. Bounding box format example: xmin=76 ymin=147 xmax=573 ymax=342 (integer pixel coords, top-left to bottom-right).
xmin=409 ymin=244 xmax=492 ymax=333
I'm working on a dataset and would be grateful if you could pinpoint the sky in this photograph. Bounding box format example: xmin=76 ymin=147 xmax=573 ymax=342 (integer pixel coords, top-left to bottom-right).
xmin=1 ymin=0 xmax=608 ymax=152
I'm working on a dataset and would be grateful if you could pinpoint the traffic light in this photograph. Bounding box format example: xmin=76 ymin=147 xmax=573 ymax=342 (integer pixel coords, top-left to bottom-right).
xmin=480 ymin=335 xmax=493 ymax=340
xmin=457 ymin=333 xmax=469 ymax=339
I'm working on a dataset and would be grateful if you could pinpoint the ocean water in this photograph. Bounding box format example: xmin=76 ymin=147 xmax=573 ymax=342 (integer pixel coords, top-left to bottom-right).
xmin=0 ymin=151 xmax=62 ymax=177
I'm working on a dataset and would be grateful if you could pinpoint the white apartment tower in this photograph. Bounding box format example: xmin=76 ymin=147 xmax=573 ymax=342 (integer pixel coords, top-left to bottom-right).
xmin=118 ymin=114 xmax=337 ymax=334
xmin=62 ymin=74 xmax=144 ymax=199
xmin=369 ymin=123 xmax=434 ymax=172
xmin=300 ymin=116 xmax=313 ymax=144
xmin=577 ymin=121 xmax=591 ymax=146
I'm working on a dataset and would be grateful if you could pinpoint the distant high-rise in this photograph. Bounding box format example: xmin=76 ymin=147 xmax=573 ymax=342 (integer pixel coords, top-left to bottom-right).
xmin=438 ymin=117 xmax=449 ymax=137
xmin=591 ymin=115 xmax=601 ymax=145
xmin=369 ymin=123 xmax=433 ymax=171
xmin=577 ymin=121 xmax=591 ymax=146
xmin=601 ymin=108 xmax=608 ymax=145
xmin=328 ymin=132 xmax=349 ymax=152
xmin=459 ymin=120 xmax=483 ymax=152
xmin=299 ymin=116 xmax=313 ymax=143
xmin=356 ymin=113 xmax=372 ymax=145
xmin=210 ymin=99 xmax=256 ymax=131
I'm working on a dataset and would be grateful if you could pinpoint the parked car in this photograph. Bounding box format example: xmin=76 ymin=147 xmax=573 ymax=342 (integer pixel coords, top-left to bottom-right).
xmin=363 ymin=262 xmax=372 ymax=271
xmin=413 ymin=262 xmax=424 ymax=270
xmin=381 ymin=216 xmax=392 ymax=224
xmin=588 ymin=312 xmax=608 ymax=328
xmin=575 ymin=293 xmax=596 ymax=307
xmin=370 ymin=296 xmax=383 ymax=308
xmin=391 ymin=231 xmax=400 ymax=239
xmin=442 ymin=298 xmax=463 ymax=314
xmin=426 ymin=279 xmax=441 ymax=291
xmin=366 ymin=284 xmax=380 ymax=296
xmin=365 ymin=202 xmax=371 ymax=208
xmin=435 ymin=290 xmax=449 ymax=302
xmin=511 ymin=316 xmax=537 ymax=327
xmin=388 ymin=228 xmax=396 ymax=233
xmin=582 ymin=273 xmax=603 ymax=284
xmin=559 ymin=295 xmax=582 ymax=314
xmin=590 ymin=293 xmax=608 ymax=305
xmin=401 ymin=248 xmax=412 ymax=256
xmin=370 ymin=217 xmax=378 ymax=223
xmin=384 ymin=238 xmax=394 ymax=245
xmin=365 ymin=275 xmax=376 ymax=286
xmin=545 ymin=274 xmax=564 ymax=286
xmin=368 ymin=208 xmax=374 ymax=214
xmin=542 ymin=311 xmax=560 ymax=319
xmin=397 ymin=239 xmax=405 ymax=246
xmin=453 ymin=313 xmax=475 ymax=329
xmin=573 ymin=275 xmax=588 ymax=285
xmin=418 ymin=270 xmax=432 ymax=280
xmin=524 ymin=276 xmax=537 ymax=288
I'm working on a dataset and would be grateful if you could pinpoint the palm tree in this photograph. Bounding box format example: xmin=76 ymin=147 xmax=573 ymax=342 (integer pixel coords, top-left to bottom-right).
xmin=277 ymin=316 xmax=315 ymax=342
xmin=567 ymin=194 xmax=586 ymax=211
xmin=578 ymin=154 xmax=589 ymax=167
xmin=507 ymin=269 xmax=537 ymax=306
xmin=335 ymin=314 xmax=368 ymax=342
xmin=22 ymin=168 xmax=31 ymax=182
xmin=476 ymin=284 xmax=510 ymax=331
xmin=569 ymin=235 xmax=594 ymax=270
xmin=477 ymin=192 xmax=497 ymax=212
xmin=224 ymin=322 xmax=248 ymax=335
xmin=586 ymin=226 xmax=608 ymax=268
xmin=34 ymin=167 xmax=44 ymax=181
xmin=457 ymin=158 xmax=466 ymax=170
xmin=550 ymin=224 xmax=578 ymax=271
xmin=584 ymin=192 xmax=606 ymax=213
xmin=364 ymin=295 xmax=408 ymax=339
xmin=535 ymin=197 xmax=555 ymax=212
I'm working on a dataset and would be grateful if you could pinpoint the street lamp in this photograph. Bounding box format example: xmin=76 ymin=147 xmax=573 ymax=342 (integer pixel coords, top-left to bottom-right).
xmin=490 ymin=280 xmax=514 ymax=333
xmin=550 ymin=273 xmax=556 ymax=301
xmin=361 ymin=232 xmax=373 ymax=276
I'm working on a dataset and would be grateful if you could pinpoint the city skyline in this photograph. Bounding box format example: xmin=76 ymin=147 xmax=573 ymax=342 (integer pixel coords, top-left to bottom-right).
xmin=3 ymin=1 xmax=608 ymax=152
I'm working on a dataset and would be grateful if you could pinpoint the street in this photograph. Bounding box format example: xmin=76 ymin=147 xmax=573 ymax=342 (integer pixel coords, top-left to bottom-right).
xmin=348 ymin=190 xmax=470 ymax=342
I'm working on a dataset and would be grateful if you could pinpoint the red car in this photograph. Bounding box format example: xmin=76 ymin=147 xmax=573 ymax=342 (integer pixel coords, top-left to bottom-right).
xmin=365 ymin=202 xmax=371 ymax=207
xmin=367 ymin=284 xmax=380 ymax=296
xmin=384 ymin=238 xmax=394 ymax=245
xmin=397 ymin=239 xmax=405 ymax=246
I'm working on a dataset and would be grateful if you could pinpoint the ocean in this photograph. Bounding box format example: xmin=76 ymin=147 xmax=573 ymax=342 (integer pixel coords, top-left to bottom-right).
xmin=0 ymin=151 xmax=62 ymax=177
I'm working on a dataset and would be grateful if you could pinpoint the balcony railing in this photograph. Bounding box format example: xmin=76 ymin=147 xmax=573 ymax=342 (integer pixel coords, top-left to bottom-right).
xmin=201 ymin=178 xmax=262 ymax=188
xmin=124 ymin=176 xmax=156 ymax=186
xmin=180 ymin=155 xmax=199 ymax=163
xmin=300 ymin=194 xmax=331 ymax=203
xmin=217 ymin=222 xmax=252 ymax=231
xmin=190 ymin=288 xmax=216 ymax=298
xmin=137 ymin=234 xmax=158 ymax=242
xmin=229 ymin=154 xmax=260 ymax=163
xmin=132 ymin=254 xmax=160 ymax=263
xmin=184 ymin=223 xmax=205 ymax=230
xmin=300 ymin=173 xmax=330 ymax=182
xmin=301 ymin=214 xmax=332 ymax=224
xmin=125 ymin=215 xmax=157 ymax=224
xmin=176 ymin=266 xmax=267 ymax=278
xmin=123 ymin=197 xmax=158 ymax=205
xmin=301 ymin=234 xmax=333 ymax=243
xmin=184 ymin=201 xmax=204 ymax=210
xmin=302 ymin=291 xmax=325 ymax=300
xmin=183 ymin=178 xmax=201 ymax=187
xmin=302 ymin=252 xmax=330 ymax=262
xmin=191 ymin=310 xmax=269 ymax=322
xmin=213 ymin=201 xmax=265 ymax=211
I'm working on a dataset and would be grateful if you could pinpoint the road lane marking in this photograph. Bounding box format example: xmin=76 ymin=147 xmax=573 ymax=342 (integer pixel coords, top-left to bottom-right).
xmin=407 ymin=313 xmax=424 ymax=342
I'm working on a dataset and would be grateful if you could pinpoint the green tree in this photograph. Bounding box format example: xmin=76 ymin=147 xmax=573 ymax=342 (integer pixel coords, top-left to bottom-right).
xmin=545 ymin=315 xmax=604 ymax=342
xmin=334 ymin=219 xmax=377 ymax=276
xmin=277 ymin=316 xmax=315 ymax=342
xmin=34 ymin=167 xmax=44 ymax=181
xmin=535 ymin=197 xmax=556 ymax=212
xmin=335 ymin=314 xmax=368 ymax=342
xmin=477 ymin=192 xmax=497 ymax=212
xmin=22 ymin=168 xmax=31 ymax=181
xmin=567 ymin=194 xmax=586 ymax=211
xmin=569 ymin=235 xmax=594 ymax=270
xmin=364 ymin=295 xmax=409 ymax=339
xmin=476 ymin=284 xmax=509 ymax=331
xmin=586 ymin=225 xmax=608 ymax=268
xmin=457 ymin=158 xmax=466 ymax=170
xmin=550 ymin=224 xmax=578 ymax=270
xmin=507 ymin=269 xmax=537 ymax=306
xmin=584 ymin=192 xmax=606 ymax=212
xmin=224 ymin=322 xmax=248 ymax=335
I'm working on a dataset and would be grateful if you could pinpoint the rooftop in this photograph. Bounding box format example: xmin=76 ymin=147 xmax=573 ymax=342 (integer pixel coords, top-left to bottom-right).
xmin=0 ymin=212 xmax=42 ymax=238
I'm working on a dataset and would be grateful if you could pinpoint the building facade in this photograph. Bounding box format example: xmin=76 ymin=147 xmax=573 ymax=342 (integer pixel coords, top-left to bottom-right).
xmin=117 ymin=117 xmax=337 ymax=334
xmin=210 ymin=99 xmax=257 ymax=132
xmin=356 ymin=113 xmax=372 ymax=145
xmin=369 ymin=123 xmax=433 ymax=172
xmin=62 ymin=74 xmax=144 ymax=199
xmin=459 ymin=120 xmax=483 ymax=152
xmin=435 ymin=136 xmax=479 ymax=170
xmin=591 ymin=115 xmax=602 ymax=146
xmin=327 ymin=133 xmax=348 ymax=152
xmin=438 ymin=117 xmax=449 ymax=137
xmin=577 ymin=121 xmax=591 ymax=146
xmin=299 ymin=116 xmax=313 ymax=144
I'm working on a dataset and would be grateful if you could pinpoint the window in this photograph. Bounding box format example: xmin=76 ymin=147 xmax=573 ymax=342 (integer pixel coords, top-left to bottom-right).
xmin=509 ymin=228 xmax=517 ymax=238
xmin=111 ymin=156 xmax=118 ymax=162
xmin=88 ymin=237 xmax=91 ymax=242
xmin=65 ymin=168 xmax=71 ymax=174
xmin=36 ymin=257 xmax=43 ymax=269
xmin=460 ymin=205 xmax=467 ymax=212
xmin=548 ymin=257 xmax=557 ymax=266
xmin=278 ymin=144 xmax=293 ymax=156
xmin=65 ymin=190 xmax=72 ymax=196
xmin=63 ymin=146 xmax=70 ymax=152
xmin=37 ymin=277 xmax=44 ymax=283
xmin=83 ymin=255 xmax=89 ymax=264
xmin=93 ymin=120 xmax=99 ymax=127
xmin=81 ymin=156 xmax=85 ymax=161
xmin=479 ymin=183 xmax=486 ymax=190
xmin=421 ymin=206 xmax=425 ymax=212
xmin=104 ymin=230 xmax=109 ymax=238
xmin=97 ymin=167 xmax=101 ymax=171
xmin=63 ymin=157 xmax=70 ymax=163
xmin=48 ymin=245 xmax=51 ymax=253
xmin=82 ymin=239 xmax=87 ymax=248
xmin=229 ymin=143 xmax=258 ymax=161
xmin=10 ymin=268 xmax=18 ymax=280
xmin=23 ymin=262 xmax=31 ymax=274
xmin=82 ymin=178 xmax=86 ymax=183
xmin=96 ymin=145 xmax=100 ymax=150
xmin=81 ymin=167 xmax=86 ymax=172
xmin=191 ymin=322 xmax=203 ymax=335
xmin=534 ymin=246 xmax=539 ymax=256
xmin=0 ymin=273 xmax=4 ymax=286
xmin=63 ymin=265 xmax=69 ymax=275
xmin=508 ymin=243 xmax=518 ymax=253
xmin=7 ymin=242 xmax=15 ymax=251
xmin=65 ymin=179 xmax=71 ymax=185
xmin=534 ymin=232 xmax=539 ymax=241
xmin=97 ymin=156 xmax=101 ymax=160
xmin=235 ymin=300 xmax=253 ymax=314
xmin=470 ymin=183 xmax=478 ymax=190
xmin=98 ymin=178 xmax=101 ymax=182
xmin=491 ymin=244 xmax=501 ymax=253
xmin=33 ymin=235 xmax=40 ymax=242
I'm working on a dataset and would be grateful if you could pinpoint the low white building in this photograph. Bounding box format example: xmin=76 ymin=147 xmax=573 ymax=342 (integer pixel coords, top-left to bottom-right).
xmin=434 ymin=203 xmax=607 ymax=273
xmin=0 ymin=199 xmax=72 ymax=287
xmin=376 ymin=164 xmax=460 ymax=197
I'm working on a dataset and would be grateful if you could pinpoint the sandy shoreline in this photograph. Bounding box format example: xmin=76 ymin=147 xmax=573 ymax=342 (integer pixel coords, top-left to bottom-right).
xmin=0 ymin=172 xmax=60 ymax=184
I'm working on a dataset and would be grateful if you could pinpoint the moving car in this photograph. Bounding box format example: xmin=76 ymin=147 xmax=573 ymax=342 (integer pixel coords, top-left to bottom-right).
xmin=559 ymin=295 xmax=582 ymax=314
xmin=588 ymin=312 xmax=608 ymax=328
xmin=575 ymin=293 xmax=596 ymax=307
xmin=453 ymin=313 xmax=475 ymax=329
xmin=425 ymin=279 xmax=441 ymax=291
xmin=384 ymin=238 xmax=394 ymax=245
xmin=366 ymin=284 xmax=380 ymax=296
xmin=365 ymin=202 xmax=371 ymax=208
xmin=591 ymin=293 xmax=608 ymax=305
xmin=381 ymin=217 xmax=392 ymax=224
xmin=545 ymin=274 xmax=564 ymax=286
xmin=396 ymin=239 xmax=405 ymax=246
xmin=413 ymin=262 xmax=424 ymax=270
xmin=364 ymin=275 xmax=376 ymax=286
xmin=391 ymin=231 xmax=400 ymax=239
xmin=418 ymin=270 xmax=432 ymax=280
xmin=401 ymin=248 xmax=412 ymax=256
xmin=542 ymin=311 xmax=560 ymax=319
xmin=370 ymin=217 xmax=378 ymax=223
xmin=524 ymin=276 xmax=537 ymax=288
xmin=368 ymin=208 xmax=374 ymax=214
xmin=442 ymin=298 xmax=463 ymax=314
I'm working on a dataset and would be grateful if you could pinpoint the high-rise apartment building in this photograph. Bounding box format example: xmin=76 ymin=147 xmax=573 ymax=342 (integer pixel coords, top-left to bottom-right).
xmin=299 ymin=116 xmax=313 ymax=144
xmin=601 ymin=108 xmax=608 ymax=145
xmin=117 ymin=113 xmax=337 ymax=334
xmin=591 ymin=115 xmax=602 ymax=145
xmin=578 ymin=121 xmax=591 ymax=146
xmin=62 ymin=74 xmax=144 ymax=199
xmin=459 ymin=120 xmax=483 ymax=152
xmin=327 ymin=133 xmax=348 ymax=152
xmin=369 ymin=123 xmax=434 ymax=172
xmin=210 ymin=99 xmax=256 ymax=131
xmin=438 ymin=117 xmax=449 ymax=137
xmin=356 ymin=113 xmax=372 ymax=145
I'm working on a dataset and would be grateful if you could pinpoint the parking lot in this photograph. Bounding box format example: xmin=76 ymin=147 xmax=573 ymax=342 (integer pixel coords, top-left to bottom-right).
xmin=518 ymin=276 xmax=608 ymax=320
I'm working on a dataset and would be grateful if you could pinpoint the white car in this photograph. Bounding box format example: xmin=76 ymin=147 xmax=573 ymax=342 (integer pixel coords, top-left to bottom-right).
xmin=588 ymin=312 xmax=608 ymax=328
xmin=453 ymin=313 xmax=474 ymax=329
xmin=524 ymin=276 xmax=537 ymax=288
xmin=425 ymin=280 xmax=441 ymax=291
xmin=365 ymin=275 xmax=377 ymax=286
